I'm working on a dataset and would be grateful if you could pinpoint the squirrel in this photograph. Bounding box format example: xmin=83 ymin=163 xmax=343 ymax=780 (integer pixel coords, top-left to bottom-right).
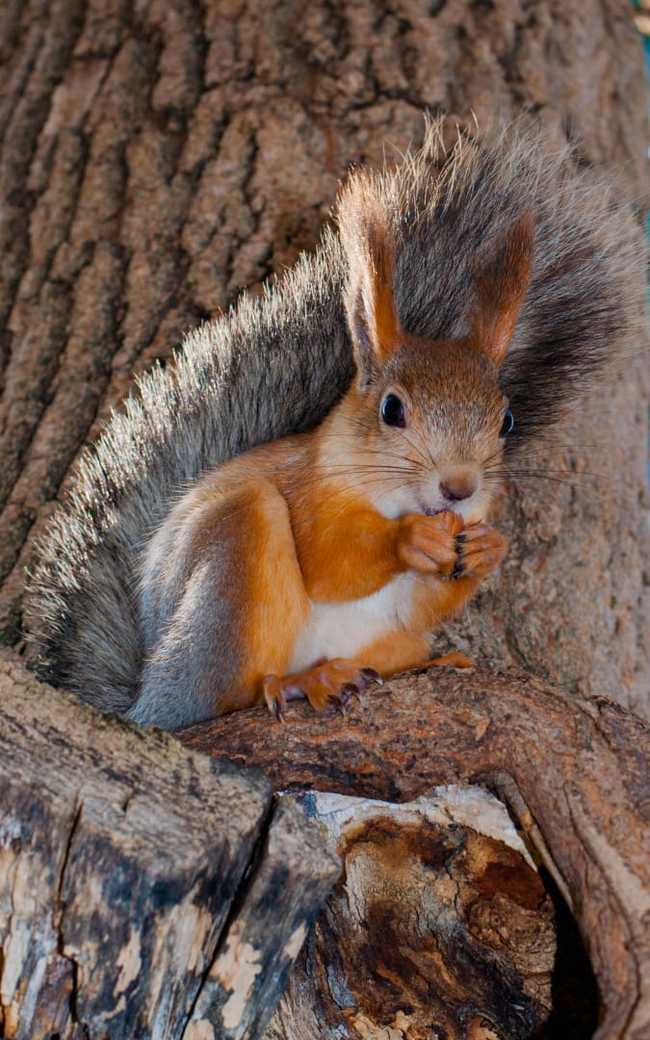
xmin=25 ymin=118 xmax=641 ymax=730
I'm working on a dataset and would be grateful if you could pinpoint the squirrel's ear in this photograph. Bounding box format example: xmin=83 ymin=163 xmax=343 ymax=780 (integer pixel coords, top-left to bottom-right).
xmin=341 ymin=197 xmax=404 ymax=382
xmin=470 ymin=212 xmax=534 ymax=366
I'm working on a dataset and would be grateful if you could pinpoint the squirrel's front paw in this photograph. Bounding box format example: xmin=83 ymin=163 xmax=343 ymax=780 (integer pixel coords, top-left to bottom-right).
xmin=454 ymin=524 xmax=507 ymax=579
xmin=397 ymin=511 xmax=464 ymax=576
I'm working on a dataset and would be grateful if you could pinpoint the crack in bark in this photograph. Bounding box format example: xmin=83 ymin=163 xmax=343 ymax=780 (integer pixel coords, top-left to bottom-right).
xmin=53 ymin=796 xmax=84 ymax=1035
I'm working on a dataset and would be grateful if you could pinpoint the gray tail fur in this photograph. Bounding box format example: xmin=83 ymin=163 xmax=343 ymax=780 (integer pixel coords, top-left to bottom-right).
xmin=25 ymin=117 xmax=644 ymax=716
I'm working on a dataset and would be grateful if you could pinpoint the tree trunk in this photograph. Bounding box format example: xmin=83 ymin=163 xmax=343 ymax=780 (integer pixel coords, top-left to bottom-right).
xmin=0 ymin=0 xmax=648 ymax=715
xmin=0 ymin=3 xmax=648 ymax=1039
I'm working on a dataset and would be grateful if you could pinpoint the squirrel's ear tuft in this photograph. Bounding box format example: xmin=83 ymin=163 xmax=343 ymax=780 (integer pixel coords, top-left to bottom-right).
xmin=338 ymin=180 xmax=404 ymax=383
xmin=470 ymin=212 xmax=534 ymax=366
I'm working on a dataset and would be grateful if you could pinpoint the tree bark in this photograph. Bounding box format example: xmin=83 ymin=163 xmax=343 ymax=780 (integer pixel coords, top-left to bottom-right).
xmin=0 ymin=656 xmax=340 ymax=1040
xmin=0 ymin=0 xmax=648 ymax=716
xmin=185 ymin=796 xmax=340 ymax=1040
xmin=180 ymin=665 xmax=650 ymax=1040
xmin=0 ymin=3 xmax=648 ymax=1038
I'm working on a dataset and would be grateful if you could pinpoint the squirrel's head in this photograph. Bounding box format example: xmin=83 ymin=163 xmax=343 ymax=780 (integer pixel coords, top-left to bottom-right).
xmin=332 ymin=192 xmax=534 ymax=525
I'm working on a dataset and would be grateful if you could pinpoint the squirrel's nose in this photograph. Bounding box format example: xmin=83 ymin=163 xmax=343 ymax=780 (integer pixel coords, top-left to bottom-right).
xmin=439 ymin=475 xmax=477 ymax=502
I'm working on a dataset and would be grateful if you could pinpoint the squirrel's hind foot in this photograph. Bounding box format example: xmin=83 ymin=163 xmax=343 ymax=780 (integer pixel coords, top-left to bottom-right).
xmin=423 ymin=651 xmax=475 ymax=669
xmin=262 ymin=659 xmax=382 ymax=720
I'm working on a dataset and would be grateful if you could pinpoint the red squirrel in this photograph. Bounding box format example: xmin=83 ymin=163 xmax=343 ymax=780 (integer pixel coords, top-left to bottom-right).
xmin=134 ymin=199 xmax=528 ymax=723
xmin=27 ymin=120 xmax=640 ymax=730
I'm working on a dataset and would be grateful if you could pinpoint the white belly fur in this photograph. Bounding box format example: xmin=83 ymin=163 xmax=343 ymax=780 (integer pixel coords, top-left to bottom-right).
xmin=289 ymin=572 xmax=418 ymax=672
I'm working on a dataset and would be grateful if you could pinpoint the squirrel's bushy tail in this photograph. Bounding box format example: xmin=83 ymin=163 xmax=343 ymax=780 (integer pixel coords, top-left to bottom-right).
xmin=25 ymin=118 xmax=643 ymax=715
xmin=26 ymin=241 xmax=352 ymax=713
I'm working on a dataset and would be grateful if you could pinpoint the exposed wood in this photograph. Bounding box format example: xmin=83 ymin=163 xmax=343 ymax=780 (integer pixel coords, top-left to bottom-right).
xmin=0 ymin=656 xmax=339 ymax=1040
xmin=264 ymin=789 xmax=575 ymax=1040
xmin=181 ymin=665 xmax=650 ymax=1040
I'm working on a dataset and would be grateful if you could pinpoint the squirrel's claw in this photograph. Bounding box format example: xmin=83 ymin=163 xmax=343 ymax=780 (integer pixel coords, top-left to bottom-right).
xmin=337 ymin=682 xmax=358 ymax=714
xmin=360 ymin=666 xmax=383 ymax=684
xmin=455 ymin=524 xmax=508 ymax=579
xmin=262 ymin=659 xmax=383 ymax=718
xmin=262 ymin=675 xmax=292 ymax=721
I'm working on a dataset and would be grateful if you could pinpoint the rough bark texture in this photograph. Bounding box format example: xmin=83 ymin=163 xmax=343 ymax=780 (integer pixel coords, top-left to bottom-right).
xmin=185 ymin=796 xmax=340 ymax=1040
xmin=180 ymin=665 xmax=650 ymax=1040
xmin=0 ymin=4 xmax=648 ymax=1037
xmin=0 ymin=0 xmax=648 ymax=716
xmin=0 ymin=656 xmax=339 ymax=1040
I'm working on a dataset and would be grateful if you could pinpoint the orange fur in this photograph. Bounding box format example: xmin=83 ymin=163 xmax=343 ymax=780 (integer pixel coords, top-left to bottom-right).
xmin=194 ymin=430 xmax=505 ymax=716
xmin=201 ymin=443 xmax=495 ymax=712
xmin=274 ymin=413 xmax=409 ymax=602
xmin=410 ymin=573 xmax=481 ymax=632
xmin=371 ymin=245 xmax=403 ymax=358
xmin=351 ymin=631 xmax=432 ymax=676
xmin=469 ymin=212 xmax=534 ymax=365
xmin=214 ymin=481 xmax=309 ymax=713
xmin=292 ymin=494 xmax=403 ymax=602
xmin=180 ymin=209 xmax=521 ymax=718
xmin=426 ymin=651 xmax=475 ymax=669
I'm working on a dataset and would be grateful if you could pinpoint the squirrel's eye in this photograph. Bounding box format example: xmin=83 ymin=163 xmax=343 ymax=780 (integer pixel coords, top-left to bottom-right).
xmin=500 ymin=408 xmax=515 ymax=437
xmin=381 ymin=393 xmax=406 ymax=428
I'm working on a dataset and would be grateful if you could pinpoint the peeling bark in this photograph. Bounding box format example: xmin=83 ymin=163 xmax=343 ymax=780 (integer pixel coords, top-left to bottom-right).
xmin=186 ymin=797 xmax=339 ymax=1040
xmin=0 ymin=657 xmax=339 ymax=1040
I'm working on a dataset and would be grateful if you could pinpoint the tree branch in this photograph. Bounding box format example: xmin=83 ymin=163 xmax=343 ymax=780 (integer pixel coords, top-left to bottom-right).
xmin=180 ymin=665 xmax=650 ymax=1040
